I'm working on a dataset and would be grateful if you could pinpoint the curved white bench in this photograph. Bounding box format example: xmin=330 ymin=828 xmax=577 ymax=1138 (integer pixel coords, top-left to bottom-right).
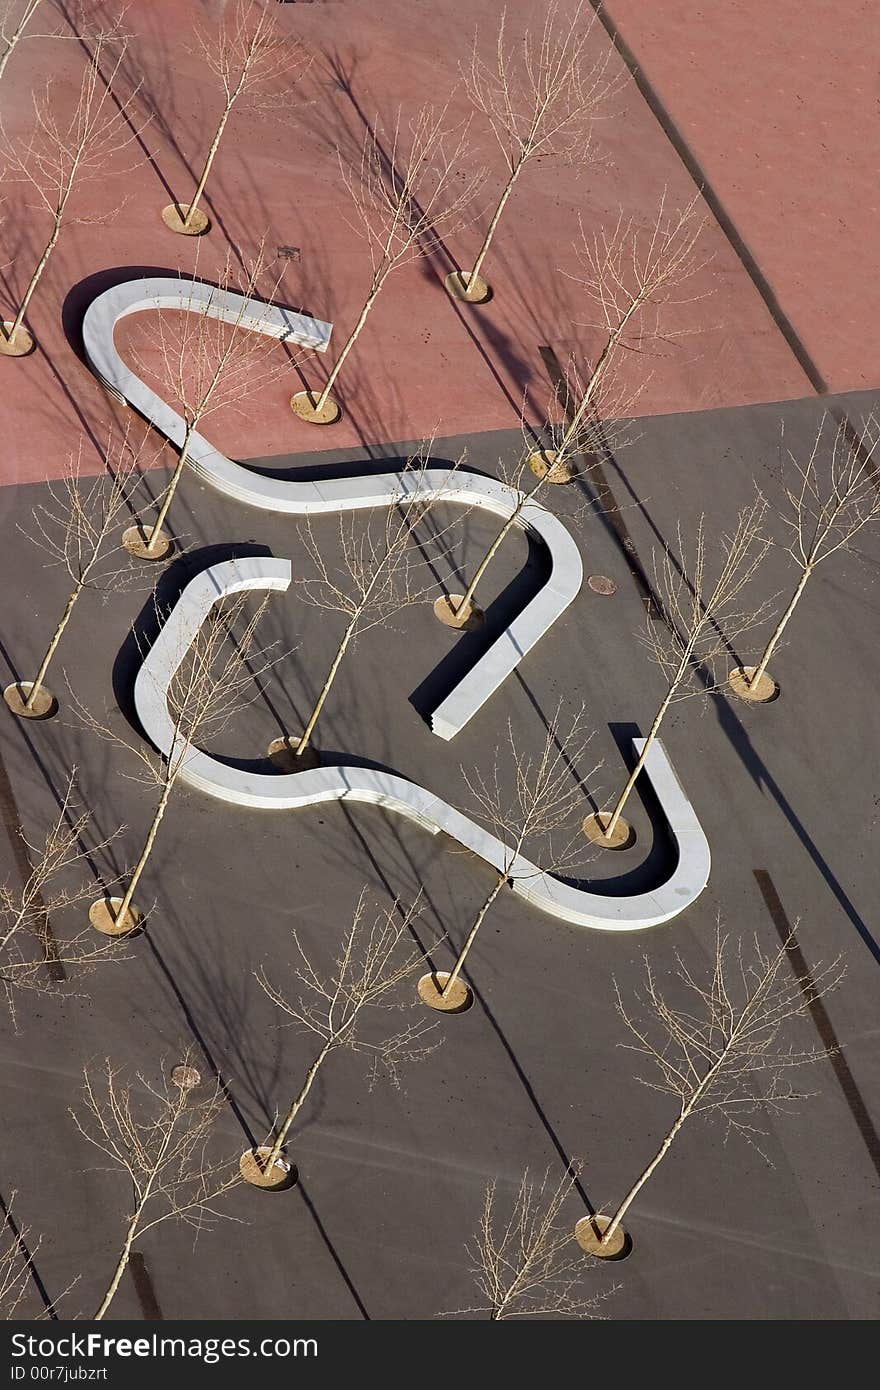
xmin=82 ymin=277 xmax=584 ymax=740
xmin=135 ymin=558 xmax=711 ymax=932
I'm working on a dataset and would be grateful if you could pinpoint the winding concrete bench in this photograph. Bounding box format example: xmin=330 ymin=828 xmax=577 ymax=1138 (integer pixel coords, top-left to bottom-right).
xmin=134 ymin=558 xmax=711 ymax=932
xmin=82 ymin=277 xmax=584 ymax=740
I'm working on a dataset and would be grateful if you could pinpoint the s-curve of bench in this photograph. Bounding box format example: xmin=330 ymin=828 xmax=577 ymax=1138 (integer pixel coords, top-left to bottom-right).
xmin=82 ymin=276 xmax=585 ymax=741
xmin=135 ymin=558 xmax=712 ymax=932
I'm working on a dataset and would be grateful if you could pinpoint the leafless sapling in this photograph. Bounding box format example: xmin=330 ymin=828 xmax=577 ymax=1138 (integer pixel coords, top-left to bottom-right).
xmin=292 ymin=104 xmax=481 ymax=423
xmin=282 ymin=459 xmax=460 ymax=762
xmin=583 ymin=494 xmax=773 ymax=848
xmin=0 ymin=773 xmax=125 ymax=1022
xmin=128 ymin=246 xmax=292 ymax=558
xmin=420 ymin=704 xmax=597 ymax=1011
xmin=74 ymin=589 xmax=282 ymax=935
xmin=576 ymin=924 xmax=844 ymax=1257
xmin=452 ymin=0 xmax=616 ymax=302
xmin=164 ymin=0 xmax=307 ymax=235
xmin=0 ymin=0 xmax=45 ymax=87
xmin=0 ymin=27 xmax=141 ymax=354
xmin=447 ymin=1166 xmax=606 ymax=1319
xmin=442 ymin=193 xmax=708 ymax=625
xmin=246 ymin=889 xmax=439 ymax=1185
xmin=3 ymin=427 xmax=155 ymax=720
xmin=71 ymin=1055 xmax=242 ymax=1320
xmin=730 ymin=412 xmax=880 ymax=701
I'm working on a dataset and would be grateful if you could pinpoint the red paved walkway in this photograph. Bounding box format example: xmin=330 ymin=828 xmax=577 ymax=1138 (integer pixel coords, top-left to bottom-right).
xmin=0 ymin=0 xmax=874 ymax=486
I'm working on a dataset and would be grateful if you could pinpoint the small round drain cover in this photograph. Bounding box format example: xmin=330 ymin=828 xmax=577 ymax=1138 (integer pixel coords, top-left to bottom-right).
xmin=588 ymin=574 xmax=618 ymax=596
xmin=171 ymin=1064 xmax=202 ymax=1090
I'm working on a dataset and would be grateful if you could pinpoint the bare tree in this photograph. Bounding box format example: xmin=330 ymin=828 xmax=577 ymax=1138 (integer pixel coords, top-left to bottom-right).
xmin=281 ymin=464 xmax=458 ymax=763
xmin=576 ymin=925 xmax=844 ymax=1257
xmin=74 ymin=591 xmax=282 ymax=935
xmin=0 ymin=1199 xmax=36 ymax=1319
xmin=447 ymin=1167 xmax=605 ymax=1319
xmin=292 ymin=104 xmax=480 ymax=423
xmin=452 ymin=0 xmax=615 ymax=302
xmin=163 ymin=0 xmax=306 ymax=235
xmin=730 ymin=413 xmax=880 ymax=702
xmin=71 ymin=1055 xmax=242 ymax=1320
xmin=583 ymin=495 xmax=773 ymax=848
xmin=0 ymin=0 xmax=45 ymax=86
xmin=245 ymin=890 xmax=439 ymax=1186
xmin=4 ymin=427 xmax=155 ymax=721
xmin=441 ymin=193 xmax=707 ymax=626
xmin=420 ymin=705 xmax=597 ymax=1011
xmin=0 ymin=28 xmax=141 ymax=355
xmin=128 ymin=247 xmax=290 ymax=558
xmin=0 ymin=774 xmax=125 ymax=1022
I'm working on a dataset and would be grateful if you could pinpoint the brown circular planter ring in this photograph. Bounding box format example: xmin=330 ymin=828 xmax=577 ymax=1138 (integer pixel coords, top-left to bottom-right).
xmin=161 ymin=203 xmax=210 ymax=236
xmin=727 ymin=665 xmax=780 ymax=704
xmin=89 ymin=896 xmax=142 ymax=938
xmin=588 ymin=574 xmax=618 ymax=597
xmin=171 ymin=1064 xmax=202 ymax=1090
xmin=290 ymin=390 xmax=342 ymax=426
xmin=240 ymin=1146 xmax=298 ymax=1192
xmin=417 ymin=971 xmax=474 ymax=1014
xmin=4 ymin=682 xmax=58 ymax=720
xmin=0 ymin=322 xmax=35 ymax=356
xmin=528 ymin=449 xmax=576 ymax=485
xmin=582 ymin=811 xmax=635 ymax=850
xmin=433 ymin=594 xmax=484 ymax=631
xmin=123 ymin=524 xmax=174 ymax=561
xmin=444 ymin=270 xmax=492 ymax=305
xmin=267 ymin=734 xmax=321 ymax=773
xmin=574 ymin=1214 xmax=631 ymax=1260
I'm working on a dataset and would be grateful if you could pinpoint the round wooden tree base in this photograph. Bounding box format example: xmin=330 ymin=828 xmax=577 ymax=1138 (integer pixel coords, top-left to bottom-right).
xmin=267 ymin=735 xmax=321 ymax=773
xmin=574 ymin=1214 xmax=629 ymax=1259
xmin=240 ymin=1147 xmax=297 ymax=1191
xmin=162 ymin=203 xmax=210 ymax=236
xmin=529 ymin=449 xmax=576 ymax=484
xmin=4 ymin=682 xmax=58 ymax=720
xmin=727 ymin=665 xmax=779 ymax=704
xmin=0 ymin=322 xmax=35 ymax=356
xmin=444 ymin=270 xmax=492 ymax=304
xmin=582 ymin=811 xmax=634 ymax=849
xmin=89 ymin=897 xmax=142 ymax=937
xmin=123 ymin=525 xmax=173 ymax=561
xmin=433 ymin=594 xmax=483 ymax=631
xmin=417 ymin=971 xmax=473 ymax=1014
xmin=290 ymin=391 xmax=342 ymax=425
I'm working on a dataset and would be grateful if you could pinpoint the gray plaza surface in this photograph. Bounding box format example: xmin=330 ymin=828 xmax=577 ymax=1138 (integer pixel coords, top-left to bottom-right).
xmin=0 ymin=389 xmax=877 ymax=1321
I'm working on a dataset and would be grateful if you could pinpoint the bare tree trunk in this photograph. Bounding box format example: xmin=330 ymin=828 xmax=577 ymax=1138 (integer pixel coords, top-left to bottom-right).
xmin=185 ymin=100 xmax=234 ymax=224
xmin=599 ymin=1056 xmax=723 ymax=1247
xmin=262 ymin=1038 xmax=334 ymax=1173
xmin=93 ymin=1113 xmax=177 ymax=1319
xmin=5 ymin=213 xmax=61 ymax=340
xmin=441 ymin=870 xmax=508 ymax=997
xmin=313 ymin=282 xmax=382 ymax=414
xmin=113 ymin=776 xmax=174 ymax=926
xmin=147 ymin=422 xmax=196 ymax=550
xmin=603 ymin=679 xmax=677 ymax=839
xmin=24 ymin=583 xmax=82 ymax=709
xmin=748 ymin=564 xmax=812 ymax=688
xmin=555 ymin=300 xmax=639 ymax=462
xmin=296 ymin=622 xmax=355 ymax=755
xmin=93 ymin=1212 xmax=139 ymax=1320
xmin=467 ymin=165 xmax=521 ymax=286
xmin=0 ymin=0 xmax=43 ymax=86
xmin=454 ymin=498 xmax=525 ymax=618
